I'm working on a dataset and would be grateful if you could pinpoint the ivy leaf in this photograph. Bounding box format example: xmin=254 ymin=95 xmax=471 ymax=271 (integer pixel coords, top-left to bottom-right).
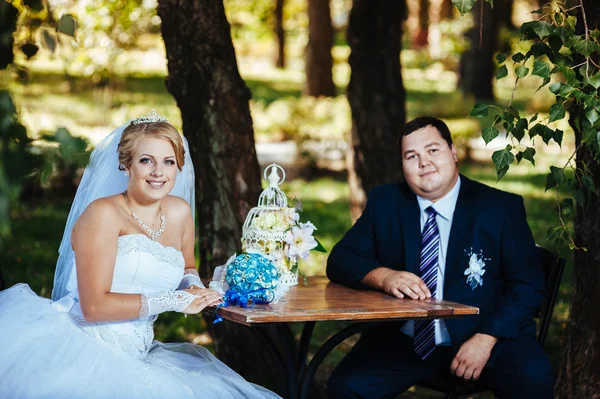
xmin=559 ymin=66 xmax=578 ymax=86
xmin=513 ymin=118 xmax=528 ymax=142
xmin=520 ymin=22 xmax=539 ymax=41
xmin=549 ymin=82 xmax=563 ymax=95
xmin=531 ymin=21 xmax=554 ymax=38
xmin=516 ymin=66 xmax=529 ymax=78
xmin=554 ymin=27 xmax=569 ymax=44
xmin=530 ymin=42 xmax=552 ymax=57
xmin=586 ymin=71 xmax=600 ymax=89
xmin=548 ymin=35 xmax=563 ymax=54
xmin=496 ymin=64 xmax=508 ymax=80
xmin=512 ymin=52 xmax=526 ymax=63
xmin=531 ymin=8 xmax=543 ymax=14
xmin=582 ymin=175 xmax=596 ymax=194
xmin=516 ymin=152 xmax=523 ymax=164
xmin=469 ymin=103 xmax=489 ymax=117
xmin=559 ymin=198 xmax=574 ymax=218
xmin=522 ymin=147 xmax=536 ymax=166
xmin=532 ymin=59 xmax=550 ymax=79
xmin=574 ymin=39 xmax=600 ymax=57
xmin=482 ymin=126 xmax=500 ymax=144
xmin=57 ymin=14 xmax=77 ymax=37
xmin=545 ymin=166 xmax=565 ymax=191
xmin=452 ymin=0 xmax=477 ymax=16
xmin=41 ymin=30 xmax=57 ymax=53
xmin=313 ymin=238 xmax=327 ymax=253
xmin=20 ymin=42 xmax=38 ymax=60
xmin=496 ymin=52 xmax=508 ymax=64
xmin=536 ymin=77 xmax=551 ymax=93
xmin=553 ymin=129 xmax=564 ymax=146
xmin=492 ymin=146 xmax=514 ymax=180
xmin=566 ymin=16 xmax=577 ymax=32
xmin=549 ymin=103 xmax=566 ymax=122
xmin=530 ymin=113 xmax=539 ymax=123
xmin=586 ymin=108 xmax=600 ymax=126
xmin=23 ymin=0 xmax=44 ymax=12
xmin=558 ymin=84 xmax=576 ymax=98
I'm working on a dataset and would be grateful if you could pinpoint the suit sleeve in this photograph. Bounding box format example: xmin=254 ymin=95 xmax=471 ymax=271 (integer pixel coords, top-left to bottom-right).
xmin=326 ymin=189 xmax=383 ymax=289
xmin=475 ymin=196 xmax=545 ymax=339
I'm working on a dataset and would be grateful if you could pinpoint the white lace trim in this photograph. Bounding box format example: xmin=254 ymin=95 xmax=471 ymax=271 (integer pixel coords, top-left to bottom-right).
xmin=71 ymin=314 xmax=155 ymax=359
xmin=117 ymin=234 xmax=184 ymax=269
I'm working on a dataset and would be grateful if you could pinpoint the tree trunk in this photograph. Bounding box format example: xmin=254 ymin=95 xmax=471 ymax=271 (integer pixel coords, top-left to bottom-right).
xmin=556 ymin=3 xmax=600 ymax=398
xmin=305 ymin=0 xmax=335 ymax=97
xmin=346 ymin=0 xmax=407 ymax=221
xmin=158 ymin=1 xmax=288 ymax=394
xmin=274 ymin=0 xmax=285 ymax=68
xmin=458 ymin=0 xmax=497 ymax=101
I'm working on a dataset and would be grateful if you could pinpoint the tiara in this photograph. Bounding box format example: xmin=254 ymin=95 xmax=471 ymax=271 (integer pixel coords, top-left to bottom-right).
xmin=132 ymin=109 xmax=169 ymax=125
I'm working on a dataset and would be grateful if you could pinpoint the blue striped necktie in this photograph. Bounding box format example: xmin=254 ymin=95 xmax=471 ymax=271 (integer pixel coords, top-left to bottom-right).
xmin=414 ymin=206 xmax=439 ymax=360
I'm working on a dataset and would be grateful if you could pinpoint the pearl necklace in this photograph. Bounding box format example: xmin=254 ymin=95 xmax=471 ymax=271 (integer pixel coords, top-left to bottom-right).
xmin=122 ymin=192 xmax=166 ymax=240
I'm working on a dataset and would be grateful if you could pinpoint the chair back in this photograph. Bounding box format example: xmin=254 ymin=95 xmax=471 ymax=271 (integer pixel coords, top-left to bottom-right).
xmin=535 ymin=246 xmax=566 ymax=346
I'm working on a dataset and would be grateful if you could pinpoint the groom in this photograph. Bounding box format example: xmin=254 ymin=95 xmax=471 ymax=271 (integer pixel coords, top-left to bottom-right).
xmin=326 ymin=117 xmax=554 ymax=399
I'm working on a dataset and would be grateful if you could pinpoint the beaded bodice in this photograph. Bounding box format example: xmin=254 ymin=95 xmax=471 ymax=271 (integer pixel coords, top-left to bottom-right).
xmin=68 ymin=234 xmax=185 ymax=359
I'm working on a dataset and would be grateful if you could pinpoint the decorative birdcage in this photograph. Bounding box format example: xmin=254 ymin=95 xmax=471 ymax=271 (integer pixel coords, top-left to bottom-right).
xmin=241 ymin=164 xmax=299 ymax=286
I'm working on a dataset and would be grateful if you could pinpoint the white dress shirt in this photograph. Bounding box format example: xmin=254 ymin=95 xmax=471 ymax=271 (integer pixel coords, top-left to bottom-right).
xmin=400 ymin=176 xmax=461 ymax=346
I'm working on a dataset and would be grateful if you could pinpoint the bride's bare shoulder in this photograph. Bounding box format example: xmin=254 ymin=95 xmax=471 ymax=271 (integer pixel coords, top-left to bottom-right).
xmin=75 ymin=195 xmax=123 ymax=228
xmin=162 ymin=195 xmax=192 ymax=222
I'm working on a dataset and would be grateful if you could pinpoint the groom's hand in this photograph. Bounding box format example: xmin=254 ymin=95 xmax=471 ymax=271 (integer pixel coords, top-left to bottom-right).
xmin=450 ymin=333 xmax=497 ymax=381
xmin=362 ymin=268 xmax=431 ymax=299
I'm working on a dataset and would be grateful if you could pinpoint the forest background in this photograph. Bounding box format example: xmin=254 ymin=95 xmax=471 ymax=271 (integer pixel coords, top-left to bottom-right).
xmin=1 ymin=0 xmax=598 ymax=397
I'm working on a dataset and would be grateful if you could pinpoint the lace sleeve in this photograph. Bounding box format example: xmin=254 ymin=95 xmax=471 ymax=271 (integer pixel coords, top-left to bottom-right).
xmin=178 ymin=268 xmax=205 ymax=289
xmin=138 ymin=290 xmax=197 ymax=317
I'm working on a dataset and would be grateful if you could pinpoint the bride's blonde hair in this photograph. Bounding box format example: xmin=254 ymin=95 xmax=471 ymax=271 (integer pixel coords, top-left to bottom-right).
xmin=117 ymin=122 xmax=186 ymax=171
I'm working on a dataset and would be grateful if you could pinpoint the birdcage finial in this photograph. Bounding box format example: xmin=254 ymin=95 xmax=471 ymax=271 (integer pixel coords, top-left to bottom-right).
xmin=264 ymin=163 xmax=285 ymax=187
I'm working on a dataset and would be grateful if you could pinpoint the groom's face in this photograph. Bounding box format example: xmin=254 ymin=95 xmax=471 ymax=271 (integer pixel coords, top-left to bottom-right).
xmin=401 ymin=125 xmax=458 ymax=202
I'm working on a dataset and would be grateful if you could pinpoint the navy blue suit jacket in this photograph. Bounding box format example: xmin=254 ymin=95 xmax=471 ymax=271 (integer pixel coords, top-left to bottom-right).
xmin=327 ymin=175 xmax=545 ymax=361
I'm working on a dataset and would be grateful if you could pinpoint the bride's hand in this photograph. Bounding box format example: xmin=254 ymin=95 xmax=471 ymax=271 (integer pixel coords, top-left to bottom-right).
xmin=182 ymin=287 xmax=224 ymax=314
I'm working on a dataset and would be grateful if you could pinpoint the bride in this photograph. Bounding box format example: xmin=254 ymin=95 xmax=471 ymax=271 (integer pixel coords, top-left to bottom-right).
xmin=0 ymin=111 xmax=282 ymax=399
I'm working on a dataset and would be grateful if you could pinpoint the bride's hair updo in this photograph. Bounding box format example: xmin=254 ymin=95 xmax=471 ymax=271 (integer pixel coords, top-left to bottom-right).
xmin=118 ymin=121 xmax=186 ymax=171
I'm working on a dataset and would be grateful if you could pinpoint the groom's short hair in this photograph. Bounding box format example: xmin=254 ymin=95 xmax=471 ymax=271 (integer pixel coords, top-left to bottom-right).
xmin=398 ymin=116 xmax=453 ymax=151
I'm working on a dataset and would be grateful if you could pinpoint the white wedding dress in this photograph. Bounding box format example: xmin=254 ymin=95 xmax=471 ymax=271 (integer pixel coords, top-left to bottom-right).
xmin=0 ymin=234 xmax=281 ymax=399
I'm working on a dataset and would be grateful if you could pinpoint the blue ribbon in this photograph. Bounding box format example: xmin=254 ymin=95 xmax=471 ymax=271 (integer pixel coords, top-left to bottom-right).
xmin=213 ymin=287 xmax=275 ymax=324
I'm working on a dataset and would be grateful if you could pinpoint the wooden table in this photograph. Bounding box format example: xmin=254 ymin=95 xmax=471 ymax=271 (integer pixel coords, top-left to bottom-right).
xmin=215 ymin=276 xmax=479 ymax=399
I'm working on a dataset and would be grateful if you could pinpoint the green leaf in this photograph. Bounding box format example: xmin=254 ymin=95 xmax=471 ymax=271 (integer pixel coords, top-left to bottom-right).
xmin=566 ymin=16 xmax=577 ymax=32
xmin=520 ymin=22 xmax=539 ymax=41
xmin=313 ymin=238 xmax=327 ymax=253
xmin=559 ymin=198 xmax=574 ymax=218
xmin=548 ymin=34 xmax=563 ymax=53
xmin=496 ymin=52 xmax=508 ymax=64
xmin=484 ymin=0 xmax=493 ymax=5
xmin=549 ymin=103 xmax=566 ymax=122
xmin=549 ymin=82 xmax=563 ymax=94
xmin=516 ymin=66 xmax=529 ymax=78
xmin=522 ymin=147 xmax=536 ymax=166
xmin=554 ymin=27 xmax=569 ymax=44
xmin=553 ymin=129 xmax=564 ymax=146
xmin=492 ymin=147 xmax=515 ymax=171
xmin=452 ymin=0 xmax=477 ymax=16
xmin=558 ymin=84 xmax=576 ymax=98
xmin=469 ymin=103 xmax=489 ymax=117
xmin=482 ymin=126 xmax=500 ymax=144
xmin=535 ymin=77 xmax=551 ymax=93
xmin=530 ymin=42 xmax=552 ymax=57
xmin=57 ymin=14 xmax=76 ymax=37
xmin=530 ymin=113 xmax=539 ymax=123
xmin=496 ymin=64 xmax=508 ymax=80
xmin=531 ymin=21 xmax=554 ymax=38
xmin=41 ymin=30 xmax=57 ymax=53
xmin=574 ymin=39 xmax=599 ymax=57
xmin=545 ymin=172 xmax=557 ymax=191
xmin=531 ymin=8 xmax=543 ymax=14
xmin=532 ymin=59 xmax=550 ymax=79
xmin=586 ymin=71 xmax=600 ymax=89
xmin=23 ymin=0 xmax=44 ymax=12
xmin=512 ymin=52 xmax=526 ymax=63
xmin=582 ymin=175 xmax=596 ymax=194
xmin=559 ymin=66 xmax=578 ymax=86
xmin=586 ymin=108 xmax=600 ymax=126
xmin=513 ymin=118 xmax=528 ymax=142
xmin=551 ymin=165 xmax=565 ymax=184
xmin=20 ymin=42 xmax=38 ymax=60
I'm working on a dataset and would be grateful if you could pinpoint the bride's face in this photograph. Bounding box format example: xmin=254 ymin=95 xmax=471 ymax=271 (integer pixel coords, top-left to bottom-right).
xmin=127 ymin=137 xmax=178 ymax=201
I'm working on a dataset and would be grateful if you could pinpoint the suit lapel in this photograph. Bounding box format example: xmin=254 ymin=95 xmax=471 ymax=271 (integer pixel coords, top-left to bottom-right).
xmin=444 ymin=176 xmax=476 ymax=299
xmin=398 ymin=184 xmax=421 ymax=274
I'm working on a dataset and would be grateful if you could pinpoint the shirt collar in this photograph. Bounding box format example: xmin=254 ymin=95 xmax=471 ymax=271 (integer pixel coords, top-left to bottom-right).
xmin=416 ymin=176 xmax=461 ymax=221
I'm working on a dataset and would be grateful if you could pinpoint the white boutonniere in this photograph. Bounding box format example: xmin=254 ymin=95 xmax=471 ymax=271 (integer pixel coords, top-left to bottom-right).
xmin=464 ymin=248 xmax=489 ymax=290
